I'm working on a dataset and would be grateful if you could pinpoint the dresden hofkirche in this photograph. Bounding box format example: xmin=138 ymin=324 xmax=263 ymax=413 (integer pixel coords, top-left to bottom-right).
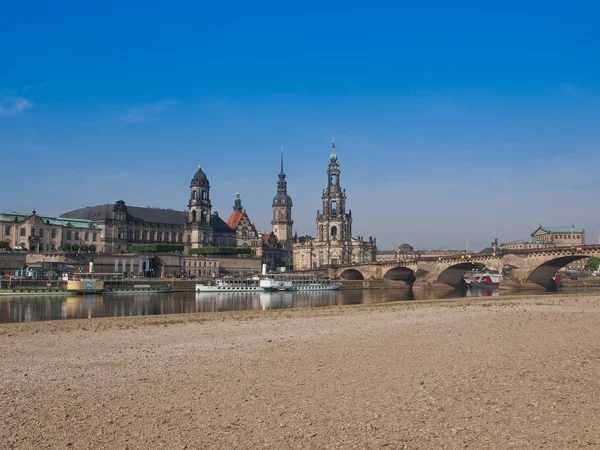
xmin=292 ymin=140 xmax=377 ymax=270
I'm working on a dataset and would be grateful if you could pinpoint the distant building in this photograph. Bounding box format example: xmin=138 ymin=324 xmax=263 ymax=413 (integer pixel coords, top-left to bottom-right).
xmin=501 ymin=225 xmax=585 ymax=250
xmin=531 ymin=225 xmax=585 ymax=247
xmin=0 ymin=210 xmax=100 ymax=253
xmin=501 ymin=239 xmax=554 ymax=250
xmin=292 ymin=140 xmax=377 ymax=270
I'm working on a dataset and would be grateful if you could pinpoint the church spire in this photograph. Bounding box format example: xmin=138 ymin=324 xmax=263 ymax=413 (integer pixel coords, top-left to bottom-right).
xmin=330 ymin=137 xmax=337 ymax=162
xmin=280 ymin=145 xmax=285 ymax=176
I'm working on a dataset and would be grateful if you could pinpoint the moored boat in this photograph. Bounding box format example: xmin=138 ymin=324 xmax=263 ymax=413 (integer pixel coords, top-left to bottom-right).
xmin=260 ymin=273 xmax=341 ymax=292
xmin=196 ymin=277 xmax=263 ymax=293
xmin=463 ymin=272 xmax=503 ymax=288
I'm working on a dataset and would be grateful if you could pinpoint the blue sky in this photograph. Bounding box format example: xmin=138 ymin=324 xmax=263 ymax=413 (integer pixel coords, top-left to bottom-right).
xmin=1 ymin=1 xmax=599 ymax=250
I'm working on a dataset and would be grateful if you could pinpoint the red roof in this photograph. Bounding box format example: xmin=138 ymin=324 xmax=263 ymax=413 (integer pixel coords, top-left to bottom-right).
xmin=226 ymin=211 xmax=243 ymax=229
xmin=263 ymin=233 xmax=280 ymax=246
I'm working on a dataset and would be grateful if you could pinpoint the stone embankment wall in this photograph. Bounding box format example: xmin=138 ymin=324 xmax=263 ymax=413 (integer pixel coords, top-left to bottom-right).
xmin=562 ymin=278 xmax=600 ymax=287
xmin=1 ymin=252 xmax=262 ymax=279
xmin=0 ymin=253 xmax=26 ymax=274
xmin=341 ymin=279 xmax=411 ymax=290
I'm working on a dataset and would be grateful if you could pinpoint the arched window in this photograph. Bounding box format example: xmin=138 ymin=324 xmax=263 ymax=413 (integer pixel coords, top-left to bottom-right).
xmin=201 ymin=210 xmax=207 ymax=224
xmin=331 ymin=226 xmax=338 ymax=240
xmin=331 ymin=201 xmax=337 ymax=215
xmin=331 ymin=174 xmax=337 ymax=186
xmin=192 ymin=191 xmax=197 ymax=200
xmin=192 ymin=210 xmax=197 ymax=223
xmin=242 ymin=227 xmax=248 ymax=238
xmin=202 ymin=190 xmax=207 ymax=200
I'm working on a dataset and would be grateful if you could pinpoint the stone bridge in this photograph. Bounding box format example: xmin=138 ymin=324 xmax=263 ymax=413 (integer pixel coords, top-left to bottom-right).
xmin=323 ymin=245 xmax=600 ymax=290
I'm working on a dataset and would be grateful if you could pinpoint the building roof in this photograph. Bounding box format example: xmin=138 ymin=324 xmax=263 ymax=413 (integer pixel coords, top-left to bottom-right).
xmin=533 ymin=225 xmax=585 ymax=235
xmin=61 ymin=204 xmax=187 ymax=226
xmin=191 ymin=165 xmax=209 ymax=186
xmin=263 ymin=232 xmax=280 ymax=246
xmin=0 ymin=212 xmax=101 ymax=229
xmin=210 ymin=213 xmax=234 ymax=232
xmin=226 ymin=210 xmax=243 ymax=229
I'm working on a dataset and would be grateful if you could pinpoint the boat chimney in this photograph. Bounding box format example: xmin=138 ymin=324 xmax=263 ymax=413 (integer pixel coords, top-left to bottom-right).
xmin=262 ymin=264 xmax=267 ymax=275
xmin=89 ymin=261 xmax=94 ymax=274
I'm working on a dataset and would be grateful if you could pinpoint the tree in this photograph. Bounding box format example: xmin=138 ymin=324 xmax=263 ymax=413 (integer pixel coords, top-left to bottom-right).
xmin=0 ymin=241 xmax=8 ymax=250
xmin=61 ymin=243 xmax=72 ymax=252
xmin=585 ymin=257 xmax=600 ymax=272
xmin=88 ymin=244 xmax=96 ymax=253
xmin=80 ymin=244 xmax=89 ymax=253
xmin=71 ymin=244 xmax=80 ymax=253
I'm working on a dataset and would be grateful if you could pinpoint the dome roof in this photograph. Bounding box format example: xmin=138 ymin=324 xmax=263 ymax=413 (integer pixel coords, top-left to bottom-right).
xmin=191 ymin=165 xmax=209 ymax=186
xmin=272 ymin=192 xmax=293 ymax=207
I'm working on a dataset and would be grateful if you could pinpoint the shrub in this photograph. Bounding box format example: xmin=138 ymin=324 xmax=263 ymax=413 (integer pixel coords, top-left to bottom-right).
xmin=188 ymin=247 xmax=251 ymax=256
xmin=127 ymin=243 xmax=184 ymax=253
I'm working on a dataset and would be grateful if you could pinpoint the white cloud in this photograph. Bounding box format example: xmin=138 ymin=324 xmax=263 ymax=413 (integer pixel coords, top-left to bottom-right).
xmin=0 ymin=96 xmax=34 ymax=116
xmin=120 ymin=98 xmax=177 ymax=123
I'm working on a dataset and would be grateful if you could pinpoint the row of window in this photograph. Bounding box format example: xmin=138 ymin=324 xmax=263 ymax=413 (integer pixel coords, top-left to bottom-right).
xmin=117 ymin=230 xmax=184 ymax=243
xmin=2 ymin=226 xmax=96 ymax=241
xmin=184 ymin=260 xmax=217 ymax=267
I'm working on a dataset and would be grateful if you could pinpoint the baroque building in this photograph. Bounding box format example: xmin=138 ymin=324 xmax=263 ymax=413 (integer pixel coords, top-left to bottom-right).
xmin=60 ymin=165 xmax=285 ymax=271
xmin=0 ymin=210 xmax=101 ymax=253
xmin=292 ymin=140 xmax=377 ymax=270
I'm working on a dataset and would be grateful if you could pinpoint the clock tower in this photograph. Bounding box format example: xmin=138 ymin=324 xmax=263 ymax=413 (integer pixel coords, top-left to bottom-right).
xmin=271 ymin=146 xmax=293 ymax=249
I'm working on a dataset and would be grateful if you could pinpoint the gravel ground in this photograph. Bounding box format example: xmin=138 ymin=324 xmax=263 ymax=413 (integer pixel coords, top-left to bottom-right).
xmin=1 ymin=294 xmax=599 ymax=449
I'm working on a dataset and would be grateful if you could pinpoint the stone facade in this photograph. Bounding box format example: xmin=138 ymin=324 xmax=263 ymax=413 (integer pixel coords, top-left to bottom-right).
xmin=180 ymin=256 xmax=220 ymax=278
xmin=530 ymin=225 xmax=585 ymax=247
xmin=225 ymin=193 xmax=262 ymax=252
xmin=61 ymin=201 xmax=185 ymax=254
xmin=0 ymin=211 xmax=101 ymax=253
xmin=256 ymin=232 xmax=288 ymax=271
xmin=292 ymin=140 xmax=377 ymax=270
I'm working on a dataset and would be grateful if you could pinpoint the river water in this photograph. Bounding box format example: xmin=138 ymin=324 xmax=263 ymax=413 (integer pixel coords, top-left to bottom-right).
xmin=2 ymin=287 xmax=599 ymax=323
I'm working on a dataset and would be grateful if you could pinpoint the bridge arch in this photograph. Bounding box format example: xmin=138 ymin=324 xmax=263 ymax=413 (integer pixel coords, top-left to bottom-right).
xmin=339 ymin=268 xmax=365 ymax=280
xmin=383 ymin=267 xmax=416 ymax=284
xmin=526 ymin=255 xmax=589 ymax=289
xmin=436 ymin=262 xmax=478 ymax=287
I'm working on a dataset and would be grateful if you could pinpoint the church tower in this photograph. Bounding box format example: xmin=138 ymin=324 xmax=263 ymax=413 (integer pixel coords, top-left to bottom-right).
xmin=188 ymin=164 xmax=213 ymax=248
xmin=272 ymin=147 xmax=293 ymax=247
xmin=316 ymin=138 xmax=353 ymax=265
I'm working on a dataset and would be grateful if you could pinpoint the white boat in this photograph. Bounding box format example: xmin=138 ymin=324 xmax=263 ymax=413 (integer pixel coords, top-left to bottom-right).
xmin=260 ymin=273 xmax=341 ymax=292
xmin=196 ymin=277 xmax=263 ymax=293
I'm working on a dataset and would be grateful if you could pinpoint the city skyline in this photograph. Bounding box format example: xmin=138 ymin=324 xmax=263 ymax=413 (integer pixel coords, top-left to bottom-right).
xmin=1 ymin=1 xmax=599 ymax=251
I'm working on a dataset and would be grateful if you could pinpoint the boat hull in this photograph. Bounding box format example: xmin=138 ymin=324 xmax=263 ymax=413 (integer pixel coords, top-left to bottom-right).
xmin=196 ymin=283 xmax=263 ymax=293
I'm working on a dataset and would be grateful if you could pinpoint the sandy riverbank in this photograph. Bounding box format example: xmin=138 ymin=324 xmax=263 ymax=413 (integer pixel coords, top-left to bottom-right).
xmin=1 ymin=294 xmax=599 ymax=449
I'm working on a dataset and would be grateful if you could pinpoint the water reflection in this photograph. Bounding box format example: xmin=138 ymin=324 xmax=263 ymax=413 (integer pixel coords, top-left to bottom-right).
xmin=0 ymin=287 xmax=576 ymax=323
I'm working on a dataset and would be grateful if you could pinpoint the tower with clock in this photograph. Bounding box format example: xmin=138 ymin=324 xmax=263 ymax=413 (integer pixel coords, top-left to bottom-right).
xmin=271 ymin=147 xmax=293 ymax=250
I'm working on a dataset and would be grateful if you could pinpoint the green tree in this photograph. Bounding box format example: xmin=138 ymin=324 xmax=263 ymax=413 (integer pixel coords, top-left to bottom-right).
xmin=585 ymin=257 xmax=600 ymax=272
xmin=80 ymin=244 xmax=89 ymax=253
xmin=71 ymin=244 xmax=80 ymax=253
xmin=88 ymin=244 xmax=96 ymax=253
xmin=0 ymin=241 xmax=8 ymax=250
xmin=61 ymin=243 xmax=72 ymax=252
